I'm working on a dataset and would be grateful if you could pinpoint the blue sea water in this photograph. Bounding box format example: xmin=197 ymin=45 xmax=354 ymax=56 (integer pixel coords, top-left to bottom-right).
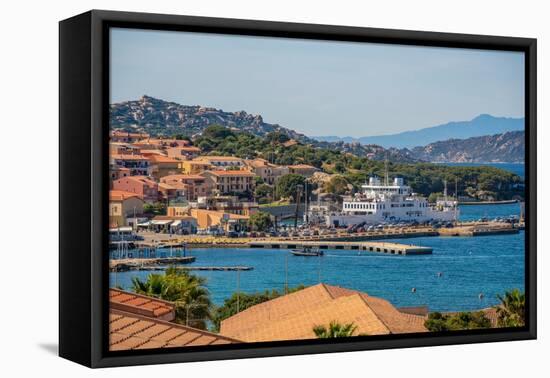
xmin=111 ymin=202 xmax=524 ymax=312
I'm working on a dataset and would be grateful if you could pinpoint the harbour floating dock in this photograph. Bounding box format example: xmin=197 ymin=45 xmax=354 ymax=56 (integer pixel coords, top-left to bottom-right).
xmin=114 ymin=265 xmax=253 ymax=272
xmin=110 ymin=256 xmax=196 ymax=272
xmin=248 ymin=241 xmax=432 ymax=255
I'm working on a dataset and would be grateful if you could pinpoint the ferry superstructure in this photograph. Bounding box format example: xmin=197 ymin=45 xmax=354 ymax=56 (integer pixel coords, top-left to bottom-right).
xmin=325 ymin=176 xmax=458 ymax=227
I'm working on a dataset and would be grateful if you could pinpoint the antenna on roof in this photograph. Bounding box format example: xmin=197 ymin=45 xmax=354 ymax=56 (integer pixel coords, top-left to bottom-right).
xmin=384 ymin=153 xmax=389 ymax=186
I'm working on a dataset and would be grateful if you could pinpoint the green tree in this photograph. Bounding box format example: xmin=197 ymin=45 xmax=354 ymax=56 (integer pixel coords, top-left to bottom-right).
xmin=495 ymin=289 xmax=525 ymax=327
xmin=266 ymin=131 xmax=290 ymax=144
xmin=275 ymin=174 xmax=306 ymax=201
xmin=323 ymin=175 xmax=350 ymax=195
xmin=255 ymin=183 xmax=273 ymax=201
xmin=424 ymin=311 xmax=491 ymax=332
xmin=143 ymin=202 xmax=167 ymax=216
xmin=428 ymin=192 xmax=443 ymax=203
xmin=313 ymin=321 xmax=358 ymax=338
xmin=248 ymin=211 xmax=273 ymax=232
xmin=131 ymin=267 xmax=212 ymax=329
xmin=202 ymin=124 xmax=235 ymax=140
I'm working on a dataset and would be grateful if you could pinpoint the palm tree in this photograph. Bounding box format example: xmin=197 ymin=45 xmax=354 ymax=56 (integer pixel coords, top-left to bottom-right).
xmin=495 ymin=289 xmax=525 ymax=328
xmin=313 ymin=321 xmax=358 ymax=338
xmin=131 ymin=266 xmax=212 ymax=329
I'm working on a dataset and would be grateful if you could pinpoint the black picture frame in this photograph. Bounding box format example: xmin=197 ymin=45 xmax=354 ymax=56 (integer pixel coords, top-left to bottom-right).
xmin=59 ymin=9 xmax=537 ymax=368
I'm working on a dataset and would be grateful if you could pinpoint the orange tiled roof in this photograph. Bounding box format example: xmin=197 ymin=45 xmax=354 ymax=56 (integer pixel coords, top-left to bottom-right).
xmin=169 ymin=146 xmax=201 ymax=152
xmin=109 ymin=309 xmax=241 ymax=351
xmin=140 ymin=149 xmax=166 ymax=155
xmin=195 ymin=156 xmax=244 ymax=162
xmin=148 ymin=155 xmax=180 ymax=163
xmin=109 ymin=190 xmax=142 ymax=201
xmin=114 ymin=175 xmax=157 ymax=185
xmin=161 ymin=174 xmax=206 ymax=182
xmin=110 ymin=288 xmax=175 ymax=320
xmin=220 ymin=283 xmax=427 ymax=342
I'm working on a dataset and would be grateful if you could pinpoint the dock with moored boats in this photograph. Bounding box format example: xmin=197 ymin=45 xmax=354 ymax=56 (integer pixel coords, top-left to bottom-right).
xmin=110 ymin=256 xmax=196 ymax=272
xmin=249 ymin=240 xmax=432 ymax=255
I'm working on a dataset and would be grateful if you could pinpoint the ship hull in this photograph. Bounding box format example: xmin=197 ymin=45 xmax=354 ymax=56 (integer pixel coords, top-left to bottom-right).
xmin=325 ymin=210 xmax=458 ymax=227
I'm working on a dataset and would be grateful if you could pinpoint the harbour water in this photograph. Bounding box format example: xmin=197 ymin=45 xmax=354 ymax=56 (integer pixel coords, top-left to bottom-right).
xmin=110 ymin=202 xmax=525 ymax=313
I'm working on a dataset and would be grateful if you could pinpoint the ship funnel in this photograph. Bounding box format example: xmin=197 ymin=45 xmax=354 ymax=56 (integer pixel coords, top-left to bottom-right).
xmin=393 ymin=177 xmax=404 ymax=186
xmin=369 ymin=176 xmax=380 ymax=186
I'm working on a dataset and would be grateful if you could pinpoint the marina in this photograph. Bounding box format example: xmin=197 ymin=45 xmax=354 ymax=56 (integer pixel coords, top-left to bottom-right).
xmin=250 ymin=240 xmax=433 ymax=255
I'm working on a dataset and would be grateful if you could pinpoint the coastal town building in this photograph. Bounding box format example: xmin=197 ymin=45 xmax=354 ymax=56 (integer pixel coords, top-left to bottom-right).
xmin=110 ymin=166 xmax=131 ymax=181
xmin=245 ymin=158 xmax=278 ymax=185
xmin=167 ymin=206 xmax=190 ymax=217
xmin=160 ymin=174 xmax=212 ymax=201
xmin=196 ymin=195 xmax=259 ymax=216
xmin=112 ymin=176 xmax=159 ymax=202
xmin=190 ymin=208 xmax=249 ymax=232
xmin=194 ymin=156 xmax=245 ymax=169
xmin=109 ymin=142 xmax=141 ymax=155
xmin=180 ymin=160 xmax=212 ymax=175
xmin=110 ymin=154 xmax=151 ymax=176
xmin=166 ymin=146 xmax=202 ymax=160
xmin=110 ymin=131 xmax=150 ymax=143
xmin=147 ymin=155 xmax=183 ymax=179
xmin=149 ymin=215 xmax=198 ymax=234
xmin=158 ymin=182 xmax=184 ymax=202
xmin=220 ymin=283 xmax=427 ymax=342
xmin=201 ymin=170 xmax=255 ymax=194
xmin=109 ymin=190 xmax=144 ymax=227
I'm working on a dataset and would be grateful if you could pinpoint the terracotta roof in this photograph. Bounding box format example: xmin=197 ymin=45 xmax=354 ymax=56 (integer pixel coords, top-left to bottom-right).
xmin=168 ymin=146 xmax=201 ymax=152
xmin=110 ymin=288 xmax=175 ymax=320
xmin=148 ymin=155 xmax=180 ymax=163
xmin=140 ymin=149 xmax=166 ymax=155
xmin=161 ymin=174 xmax=206 ymax=182
xmin=195 ymin=156 xmax=244 ymax=162
xmin=158 ymin=182 xmax=176 ymax=190
xmin=205 ymin=170 xmax=254 ymax=177
xmin=109 ymin=190 xmax=143 ymax=201
xmin=220 ymin=284 xmax=427 ymax=342
xmin=109 ymin=309 xmax=241 ymax=351
xmin=114 ymin=175 xmax=157 ymax=186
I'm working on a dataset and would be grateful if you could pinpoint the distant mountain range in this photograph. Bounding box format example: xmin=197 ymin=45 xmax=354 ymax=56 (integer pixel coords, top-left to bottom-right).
xmin=110 ymin=96 xmax=524 ymax=164
xmin=313 ymin=114 xmax=524 ymax=149
xmin=409 ymin=131 xmax=525 ymax=163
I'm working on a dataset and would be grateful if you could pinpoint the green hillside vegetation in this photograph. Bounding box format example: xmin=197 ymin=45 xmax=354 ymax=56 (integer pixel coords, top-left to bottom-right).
xmin=193 ymin=125 xmax=523 ymax=201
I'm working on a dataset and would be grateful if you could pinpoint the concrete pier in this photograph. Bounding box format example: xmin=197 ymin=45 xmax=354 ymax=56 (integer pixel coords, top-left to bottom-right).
xmin=248 ymin=240 xmax=432 ymax=255
xmin=110 ymin=256 xmax=196 ymax=272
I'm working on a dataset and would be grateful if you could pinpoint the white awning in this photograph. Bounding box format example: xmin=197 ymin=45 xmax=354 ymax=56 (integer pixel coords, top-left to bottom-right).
xmin=151 ymin=220 xmax=172 ymax=225
xmin=170 ymin=220 xmax=182 ymax=227
xmin=136 ymin=221 xmax=151 ymax=227
xmin=109 ymin=226 xmax=133 ymax=232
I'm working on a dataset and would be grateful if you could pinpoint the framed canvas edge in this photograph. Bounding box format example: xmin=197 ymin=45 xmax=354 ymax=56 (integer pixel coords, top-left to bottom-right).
xmin=58 ymin=9 xmax=537 ymax=368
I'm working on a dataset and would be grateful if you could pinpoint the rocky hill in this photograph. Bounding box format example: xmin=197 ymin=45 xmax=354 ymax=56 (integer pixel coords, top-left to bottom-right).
xmin=409 ymin=131 xmax=525 ymax=163
xmin=110 ymin=95 xmax=309 ymax=141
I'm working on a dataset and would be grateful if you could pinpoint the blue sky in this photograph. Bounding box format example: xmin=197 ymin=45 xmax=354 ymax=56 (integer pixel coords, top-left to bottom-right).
xmin=110 ymin=28 xmax=525 ymax=137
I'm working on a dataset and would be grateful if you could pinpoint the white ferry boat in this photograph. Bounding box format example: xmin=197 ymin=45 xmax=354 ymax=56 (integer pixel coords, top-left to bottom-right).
xmin=325 ymin=176 xmax=458 ymax=227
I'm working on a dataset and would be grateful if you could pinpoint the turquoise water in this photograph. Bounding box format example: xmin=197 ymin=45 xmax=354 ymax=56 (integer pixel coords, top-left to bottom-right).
xmin=459 ymin=202 xmax=521 ymax=221
xmin=110 ymin=202 xmax=524 ymax=312
xmin=440 ymin=162 xmax=524 ymax=179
